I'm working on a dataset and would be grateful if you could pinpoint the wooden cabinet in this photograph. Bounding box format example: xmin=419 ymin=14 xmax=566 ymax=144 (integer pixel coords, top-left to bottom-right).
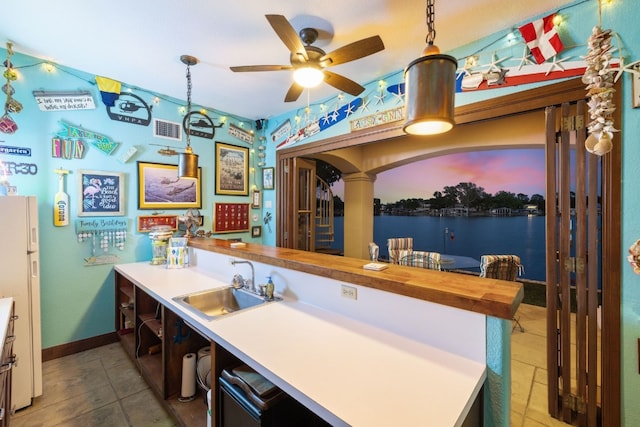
xmin=115 ymin=271 xmax=216 ymax=427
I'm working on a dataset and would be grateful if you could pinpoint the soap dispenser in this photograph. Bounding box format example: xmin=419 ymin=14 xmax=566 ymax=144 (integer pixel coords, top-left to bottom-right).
xmin=265 ymin=276 xmax=275 ymax=301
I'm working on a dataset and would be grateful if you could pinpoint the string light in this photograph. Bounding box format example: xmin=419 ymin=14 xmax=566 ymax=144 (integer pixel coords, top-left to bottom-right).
xmin=552 ymin=14 xmax=563 ymax=27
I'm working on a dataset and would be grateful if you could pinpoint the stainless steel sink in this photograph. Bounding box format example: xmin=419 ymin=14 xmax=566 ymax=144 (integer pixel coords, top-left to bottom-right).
xmin=172 ymin=286 xmax=276 ymax=320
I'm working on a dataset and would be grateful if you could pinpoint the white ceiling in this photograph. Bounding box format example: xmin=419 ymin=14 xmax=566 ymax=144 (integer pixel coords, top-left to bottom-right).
xmin=0 ymin=0 xmax=573 ymax=121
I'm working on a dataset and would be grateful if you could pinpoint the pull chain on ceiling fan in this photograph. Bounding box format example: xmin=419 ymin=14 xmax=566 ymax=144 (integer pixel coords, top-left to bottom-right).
xmin=230 ymin=14 xmax=385 ymax=102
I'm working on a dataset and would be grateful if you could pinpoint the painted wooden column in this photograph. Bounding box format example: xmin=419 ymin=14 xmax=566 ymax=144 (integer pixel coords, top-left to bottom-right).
xmin=342 ymin=171 xmax=376 ymax=259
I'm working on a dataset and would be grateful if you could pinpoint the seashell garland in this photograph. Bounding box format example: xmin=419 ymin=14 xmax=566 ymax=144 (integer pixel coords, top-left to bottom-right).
xmin=582 ymin=26 xmax=617 ymax=156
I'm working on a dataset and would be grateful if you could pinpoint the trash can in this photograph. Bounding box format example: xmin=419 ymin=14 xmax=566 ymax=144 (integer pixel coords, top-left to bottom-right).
xmin=219 ymin=364 xmax=328 ymax=427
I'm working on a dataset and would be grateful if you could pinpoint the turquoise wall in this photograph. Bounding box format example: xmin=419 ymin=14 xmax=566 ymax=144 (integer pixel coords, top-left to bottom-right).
xmin=3 ymin=0 xmax=640 ymax=423
xmin=0 ymin=50 xmax=270 ymax=348
xmin=262 ymin=0 xmax=640 ymax=424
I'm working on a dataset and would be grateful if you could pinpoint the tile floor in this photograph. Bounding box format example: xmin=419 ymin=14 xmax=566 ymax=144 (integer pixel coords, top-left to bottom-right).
xmin=510 ymin=304 xmax=578 ymax=427
xmin=11 ymin=342 xmax=178 ymax=427
xmin=12 ymin=303 xmax=580 ymax=427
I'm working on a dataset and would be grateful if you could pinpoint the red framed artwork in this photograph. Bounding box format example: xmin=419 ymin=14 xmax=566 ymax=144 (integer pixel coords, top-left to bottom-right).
xmin=214 ymin=202 xmax=250 ymax=233
xmin=137 ymin=215 xmax=179 ymax=232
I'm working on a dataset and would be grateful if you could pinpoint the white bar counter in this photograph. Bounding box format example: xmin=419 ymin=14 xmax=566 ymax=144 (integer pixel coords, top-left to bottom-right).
xmin=116 ymin=248 xmax=489 ymax=426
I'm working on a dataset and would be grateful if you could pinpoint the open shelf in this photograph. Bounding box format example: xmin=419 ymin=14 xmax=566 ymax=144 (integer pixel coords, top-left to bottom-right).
xmin=137 ymin=353 xmax=163 ymax=394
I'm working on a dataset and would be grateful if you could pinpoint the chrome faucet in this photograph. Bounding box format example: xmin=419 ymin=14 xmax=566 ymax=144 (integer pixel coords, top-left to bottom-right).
xmin=231 ymin=259 xmax=255 ymax=293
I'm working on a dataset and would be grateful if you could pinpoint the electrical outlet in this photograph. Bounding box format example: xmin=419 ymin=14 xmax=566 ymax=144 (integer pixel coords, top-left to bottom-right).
xmin=633 ymin=66 xmax=640 ymax=108
xmin=341 ymin=284 xmax=357 ymax=300
xmin=7 ymin=186 xmax=17 ymax=195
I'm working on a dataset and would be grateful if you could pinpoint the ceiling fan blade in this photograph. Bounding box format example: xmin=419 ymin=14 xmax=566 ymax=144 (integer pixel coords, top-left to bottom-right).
xmin=266 ymin=14 xmax=308 ymax=62
xmin=319 ymin=35 xmax=385 ymax=67
xmin=284 ymin=82 xmax=304 ymax=102
xmin=230 ymin=65 xmax=293 ymax=72
xmin=322 ymin=70 xmax=365 ymax=97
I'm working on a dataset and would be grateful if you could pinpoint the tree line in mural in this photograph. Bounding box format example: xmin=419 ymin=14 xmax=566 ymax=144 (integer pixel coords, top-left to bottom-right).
xmin=329 ymin=182 xmax=549 ymax=217
xmin=380 ymin=182 xmax=546 ymax=216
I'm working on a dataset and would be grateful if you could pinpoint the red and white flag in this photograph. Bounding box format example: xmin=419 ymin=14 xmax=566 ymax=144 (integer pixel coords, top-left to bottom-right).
xmin=518 ymin=14 xmax=564 ymax=65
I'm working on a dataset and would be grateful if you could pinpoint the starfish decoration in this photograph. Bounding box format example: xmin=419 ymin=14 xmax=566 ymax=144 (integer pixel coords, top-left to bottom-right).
xmin=514 ymin=45 xmax=535 ymax=70
xmin=321 ymin=113 xmax=331 ymax=126
xmin=374 ymin=89 xmax=386 ymax=105
xmin=613 ymin=57 xmax=640 ymax=83
xmin=545 ymin=55 xmax=571 ymax=76
xmin=344 ymin=102 xmax=356 ymax=117
xmin=359 ymin=96 xmax=371 ymax=113
xmin=391 ymin=88 xmax=405 ymax=105
xmin=484 ymin=52 xmax=510 ymax=73
xmin=330 ymin=110 xmax=339 ymax=122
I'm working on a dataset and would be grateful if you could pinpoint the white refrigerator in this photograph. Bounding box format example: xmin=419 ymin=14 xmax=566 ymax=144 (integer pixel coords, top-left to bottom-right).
xmin=0 ymin=196 xmax=43 ymax=409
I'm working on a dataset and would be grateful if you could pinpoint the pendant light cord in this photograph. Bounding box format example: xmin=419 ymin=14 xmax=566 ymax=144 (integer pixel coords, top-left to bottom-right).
xmin=425 ymin=0 xmax=436 ymax=46
xmin=185 ymin=63 xmax=193 ymax=149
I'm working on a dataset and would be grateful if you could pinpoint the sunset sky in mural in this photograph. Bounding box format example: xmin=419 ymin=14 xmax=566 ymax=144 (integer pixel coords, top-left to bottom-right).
xmin=333 ymin=148 xmax=547 ymax=204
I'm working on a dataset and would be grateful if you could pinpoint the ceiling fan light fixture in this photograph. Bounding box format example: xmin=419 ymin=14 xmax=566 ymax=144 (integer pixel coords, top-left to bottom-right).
xmin=293 ymin=66 xmax=324 ymax=88
xmin=178 ymin=54 xmax=199 ymax=179
xmin=403 ymin=0 xmax=457 ymax=136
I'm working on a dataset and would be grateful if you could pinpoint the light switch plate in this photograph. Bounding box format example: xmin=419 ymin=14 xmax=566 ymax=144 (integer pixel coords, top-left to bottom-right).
xmin=632 ymin=66 xmax=640 ymax=108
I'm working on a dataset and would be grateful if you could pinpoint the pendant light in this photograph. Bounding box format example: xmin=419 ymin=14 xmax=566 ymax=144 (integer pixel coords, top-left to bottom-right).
xmin=403 ymin=0 xmax=457 ymax=135
xmin=178 ymin=54 xmax=199 ymax=179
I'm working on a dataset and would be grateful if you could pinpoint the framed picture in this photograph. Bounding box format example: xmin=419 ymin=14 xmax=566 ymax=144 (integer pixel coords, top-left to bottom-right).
xmin=137 ymin=215 xmax=178 ymax=232
xmin=214 ymin=202 xmax=250 ymax=233
xmin=252 ymin=226 xmax=262 ymax=238
xmin=251 ymin=189 xmax=261 ymax=209
xmin=78 ymin=170 xmax=125 ymax=216
xmin=215 ymin=142 xmax=249 ymax=195
xmin=262 ymin=167 xmax=274 ymax=190
xmin=137 ymin=161 xmax=202 ymax=209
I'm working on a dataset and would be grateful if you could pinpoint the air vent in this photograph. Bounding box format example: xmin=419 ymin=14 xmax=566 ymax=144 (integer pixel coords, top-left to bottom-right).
xmin=153 ymin=119 xmax=182 ymax=141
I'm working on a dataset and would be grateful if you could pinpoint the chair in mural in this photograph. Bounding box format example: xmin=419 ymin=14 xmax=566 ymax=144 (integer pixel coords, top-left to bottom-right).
xmin=386 ymin=237 xmax=413 ymax=264
xmin=479 ymin=254 xmax=525 ymax=332
xmin=399 ymin=251 xmax=442 ymax=270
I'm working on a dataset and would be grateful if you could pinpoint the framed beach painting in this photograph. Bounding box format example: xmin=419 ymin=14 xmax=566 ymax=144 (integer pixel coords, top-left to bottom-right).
xmin=215 ymin=142 xmax=249 ymax=195
xmin=78 ymin=170 xmax=125 ymax=216
xmin=137 ymin=161 xmax=202 ymax=209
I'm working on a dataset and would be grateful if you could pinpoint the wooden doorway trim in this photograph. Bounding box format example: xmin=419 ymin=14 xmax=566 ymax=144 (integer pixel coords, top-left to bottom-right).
xmin=275 ymin=78 xmax=621 ymax=425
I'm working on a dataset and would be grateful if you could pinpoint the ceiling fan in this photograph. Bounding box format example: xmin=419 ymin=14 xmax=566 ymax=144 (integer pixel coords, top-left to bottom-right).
xmin=230 ymin=14 xmax=385 ymax=102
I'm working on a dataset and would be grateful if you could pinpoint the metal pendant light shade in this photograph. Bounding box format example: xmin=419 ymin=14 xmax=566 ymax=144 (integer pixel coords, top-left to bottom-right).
xmin=403 ymin=53 xmax=457 ymax=135
xmin=403 ymin=0 xmax=457 ymax=136
xmin=178 ymin=54 xmax=199 ymax=179
xmin=178 ymin=146 xmax=199 ymax=179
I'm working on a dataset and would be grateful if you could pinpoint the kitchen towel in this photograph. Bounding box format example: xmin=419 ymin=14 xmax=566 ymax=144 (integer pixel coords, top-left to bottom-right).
xmin=180 ymin=353 xmax=196 ymax=400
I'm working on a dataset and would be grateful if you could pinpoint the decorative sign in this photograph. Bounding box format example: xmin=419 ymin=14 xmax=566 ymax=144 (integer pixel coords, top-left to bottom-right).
xmin=0 ymin=161 xmax=38 ymax=176
xmin=78 ymin=170 xmax=125 ymax=216
xmin=276 ymin=98 xmax=362 ymax=149
xmin=137 ymin=215 xmax=178 ymax=232
xmin=74 ymin=217 xmax=128 ymax=266
xmin=75 ymin=217 xmax=129 ymax=233
xmin=350 ymin=107 xmax=404 ymax=132
xmin=183 ymin=111 xmax=222 ymax=139
xmin=51 ymin=138 xmax=85 ymax=159
xmin=106 ymin=92 xmax=151 ymax=126
xmin=57 ymin=121 xmax=119 ymax=155
xmin=270 ymin=119 xmax=291 ymax=144
xmin=0 ymin=145 xmax=31 ymax=156
xmin=32 ymin=90 xmax=96 ymax=111
xmin=214 ymin=202 xmax=250 ymax=233
xmin=228 ymin=123 xmax=254 ymax=144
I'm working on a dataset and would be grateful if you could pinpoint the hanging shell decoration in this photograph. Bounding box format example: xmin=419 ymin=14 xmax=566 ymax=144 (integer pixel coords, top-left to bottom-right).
xmin=582 ymin=26 xmax=617 ymax=156
xmin=628 ymin=239 xmax=640 ymax=275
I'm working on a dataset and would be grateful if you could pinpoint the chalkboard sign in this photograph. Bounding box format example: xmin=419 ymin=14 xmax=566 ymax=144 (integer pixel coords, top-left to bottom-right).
xmin=78 ymin=170 xmax=125 ymax=216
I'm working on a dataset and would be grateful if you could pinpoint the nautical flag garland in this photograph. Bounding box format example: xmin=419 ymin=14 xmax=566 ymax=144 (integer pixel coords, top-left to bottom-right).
xmin=518 ymin=14 xmax=564 ymax=65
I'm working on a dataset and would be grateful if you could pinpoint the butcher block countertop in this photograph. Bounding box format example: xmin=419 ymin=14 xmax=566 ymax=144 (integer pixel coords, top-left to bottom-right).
xmin=188 ymin=239 xmax=523 ymax=320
